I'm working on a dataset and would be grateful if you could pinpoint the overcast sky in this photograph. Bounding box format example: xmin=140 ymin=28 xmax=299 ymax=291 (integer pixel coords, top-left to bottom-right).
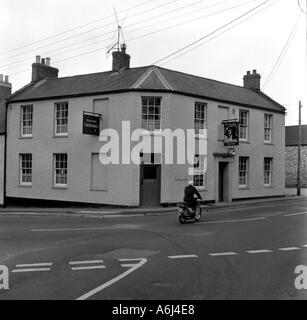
xmin=0 ymin=0 xmax=306 ymax=125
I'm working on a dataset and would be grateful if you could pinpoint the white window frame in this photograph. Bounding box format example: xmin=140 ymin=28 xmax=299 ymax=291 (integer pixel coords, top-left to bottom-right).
xmin=141 ymin=97 xmax=161 ymax=132
xmin=238 ymin=156 xmax=249 ymax=188
xmin=264 ymin=114 xmax=272 ymax=143
xmin=19 ymin=153 xmax=32 ymax=186
xmin=21 ymin=105 xmax=33 ymax=137
xmin=193 ymin=155 xmax=206 ymax=188
xmin=54 ymin=102 xmax=68 ymax=136
xmin=53 ymin=153 xmax=67 ymax=187
xmin=239 ymin=110 xmax=249 ymax=141
xmin=194 ymin=102 xmax=207 ymax=134
xmin=264 ymin=157 xmax=273 ymax=186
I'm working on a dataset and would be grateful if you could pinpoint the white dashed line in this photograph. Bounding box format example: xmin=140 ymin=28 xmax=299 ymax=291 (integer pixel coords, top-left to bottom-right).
xmin=278 ymin=247 xmax=301 ymax=251
xmin=12 ymin=268 xmax=51 ymax=273
xmin=71 ymin=266 xmax=106 ymax=271
xmin=200 ymin=217 xmax=266 ymax=224
xmin=302 ymin=244 xmax=307 ymax=247
xmin=69 ymin=260 xmax=104 ymax=265
xmin=209 ymin=252 xmax=238 ymax=256
xmin=16 ymin=263 xmax=53 ymax=267
xmin=168 ymin=255 xmax=198 ymax=259
xmin=246 ymin=249 xmax=272 ymax=254
xmin=284 ymin=212 xmax=307 ymax=217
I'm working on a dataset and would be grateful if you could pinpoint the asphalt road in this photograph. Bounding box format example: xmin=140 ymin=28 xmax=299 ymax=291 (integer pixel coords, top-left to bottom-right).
xmin=0 ymin=198 xmax=307 ymax=300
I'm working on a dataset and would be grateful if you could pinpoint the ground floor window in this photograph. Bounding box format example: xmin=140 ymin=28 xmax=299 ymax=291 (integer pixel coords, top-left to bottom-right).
xmin=19 ymin=153 xmax=32 ymax=185
xmin=193 ymin=155 xmax=205 ymax=187
xmin=264 ymin=157 xmax=273 ymax=186
xmin=238 ymin=156 xmax=249 ymax=187
xmin=54 ymin=153 xmax=67 ymax=186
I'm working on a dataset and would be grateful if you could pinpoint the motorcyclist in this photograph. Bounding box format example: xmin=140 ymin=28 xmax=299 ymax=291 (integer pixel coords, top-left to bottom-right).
xmin=183 ymin=180 xmax=202 ymax=214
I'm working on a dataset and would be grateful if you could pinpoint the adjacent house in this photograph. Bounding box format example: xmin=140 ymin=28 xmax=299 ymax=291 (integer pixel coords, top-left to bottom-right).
xmin=285 ymin=124 xmax=307 ymax=188
xmin=0 ymin=75 xmax=12 ymax=206
xmin=5 ymin=48 xmax=286 ymax=206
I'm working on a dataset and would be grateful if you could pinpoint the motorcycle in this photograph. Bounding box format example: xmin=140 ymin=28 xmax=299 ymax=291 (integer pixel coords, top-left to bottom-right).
xmin=177 ymin=199 xmax=202 ymax=224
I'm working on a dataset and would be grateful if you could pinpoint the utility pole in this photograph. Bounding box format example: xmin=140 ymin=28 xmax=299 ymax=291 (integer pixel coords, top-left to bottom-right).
xmin=297 ymin=100 xmax=302 ymax=196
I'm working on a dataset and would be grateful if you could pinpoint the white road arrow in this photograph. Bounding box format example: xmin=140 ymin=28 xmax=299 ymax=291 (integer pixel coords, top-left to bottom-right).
xmin=76 ymin=258 xmax=147 ymax=300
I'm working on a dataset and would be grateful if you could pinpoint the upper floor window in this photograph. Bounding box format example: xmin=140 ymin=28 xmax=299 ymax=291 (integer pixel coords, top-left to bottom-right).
xmin=21 ymin=105 xmax=33 ymax=137
xmin=55 ymin=102 xmax=68 ymax=136
xmin=194 ymin=102 xmax=207 ymax=134
xmin=239 ymin=110 xmax=248 ymax=141
xmin=264 ymin=157 xmax=273 ymax=186
xmin=238 ymin=156 xmax=249 ymax=188
xmin=264 ymin=114 xmax=272 ymax=143
xmin=141 ymin=97 xmax=161 ymax=131
xmin=19 ymin=153 xmax=32 ymax=185
xmin=53 ymin=153 xmax=67 ymax=187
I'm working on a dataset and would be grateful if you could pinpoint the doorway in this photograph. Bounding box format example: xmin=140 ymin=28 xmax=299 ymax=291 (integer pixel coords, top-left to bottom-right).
xmin=218 ymin=162 xmax=229 ymax=202
xmin=140 ymin=164 xmax=161 ymax=206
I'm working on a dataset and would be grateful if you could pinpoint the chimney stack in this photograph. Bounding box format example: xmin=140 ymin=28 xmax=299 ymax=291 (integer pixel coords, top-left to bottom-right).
xmin=112 ymin=44 xmax=130 ymax=72
xmin=31 ymin=56 xmax=59 ymax=83
xmin=243 ymin=69 xmax=261 ymax=92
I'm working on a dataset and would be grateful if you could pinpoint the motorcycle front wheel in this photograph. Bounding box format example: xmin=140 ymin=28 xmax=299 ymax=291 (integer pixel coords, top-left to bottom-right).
xmin=179 ymin=215 xmax=186 ymax=224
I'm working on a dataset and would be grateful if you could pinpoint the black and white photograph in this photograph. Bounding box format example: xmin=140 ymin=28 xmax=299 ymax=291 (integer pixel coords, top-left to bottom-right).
xmin=0 ymin=0 xmax=307 ymax=310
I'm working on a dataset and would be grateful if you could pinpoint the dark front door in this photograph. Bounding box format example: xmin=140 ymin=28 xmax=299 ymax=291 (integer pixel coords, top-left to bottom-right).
xmin=218 ymin=162 xmax=228 ymax=202
xmin=140 ymin=165 xmax=161 ymax=206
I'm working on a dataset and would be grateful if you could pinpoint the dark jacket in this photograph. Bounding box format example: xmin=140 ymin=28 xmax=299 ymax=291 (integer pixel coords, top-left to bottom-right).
xmin=183 ymin=185 xmax=202 ymax=203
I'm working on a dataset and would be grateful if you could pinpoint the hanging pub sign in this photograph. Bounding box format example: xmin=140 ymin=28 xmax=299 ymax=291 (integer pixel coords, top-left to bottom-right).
xmin=82 ymin=111 xmax=101 ymax=136
xmin=222 ymin=120 xmax=239 ymax=146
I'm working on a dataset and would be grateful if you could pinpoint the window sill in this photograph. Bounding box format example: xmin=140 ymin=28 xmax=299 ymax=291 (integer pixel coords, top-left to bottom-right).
xmin=264 ymin=142 xmax=273 ymax=145
xmin=264 ymin=185 xmax=273 ymax=188
xmin=53 ymin=135 xmax=68 ymax=138
xmin=52 ymin=185 xmax=67 ymax=189
xmin=238 ymin=186 xmax=249 ymax=190
xmin=19 ymin=136 xmax=33 ymax=139
xmin=196 ymin=187 xmax=207 ymax=192
xmin=239 ymin=140 xmax=250 ymax=144
xmin=18 ymin=184 xmax=32 ymax=187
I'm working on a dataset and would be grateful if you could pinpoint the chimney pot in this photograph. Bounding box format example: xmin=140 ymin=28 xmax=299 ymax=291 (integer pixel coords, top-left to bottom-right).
xmin=36 ymin=55 xmax=41 ymax=63
xmin=41 ymin=58 xmax=45 ymax=65
xmin=46 ymin=57 xmax=51 ymax=66
xmin=0 ymin=74 xmax=3 ymax=82
xmin=4 ymin=75 xmax=9 ymax=82
xmin=253 ymin=69 xmax=257 ymax=74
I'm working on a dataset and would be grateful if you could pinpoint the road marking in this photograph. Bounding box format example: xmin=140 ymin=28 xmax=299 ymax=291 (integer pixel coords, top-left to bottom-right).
xmin=302 ymin=244 xmax=307 ymax=247
xmin=76 ymin=258 xmax=147 ymax=300
xmin=121 ymin=264 xmax=138 ymax=267
xmin=278 ymin=247 xmax=301 ymax=251
xmin=209 ymin=252 xmax=238 ymax=256
xmin=246 ymin=249 xmax=272 ymax=254
xmin=12 ymin=268 xmax=51 ymax=273
xmin=69 ymin=260 xmax=104 ymax=265
xmin=168 ymin=255 xmax=198 ymax=259
xmin=200 ymin=217 xmax=266 ymax=224
xmin=284 ymin=211 xmax=307 ymax=217
xmin=31 ymin=227 xmax=112 ymax=232
xmin=16 ymin=263 xmax=53 ymax=267
xmin=71 ymin=266 xmax=106 ymax=271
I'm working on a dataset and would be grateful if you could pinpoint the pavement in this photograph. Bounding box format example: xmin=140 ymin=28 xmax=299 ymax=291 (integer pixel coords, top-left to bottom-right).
xmin=0 ymin=188 xmax=306 ymax=218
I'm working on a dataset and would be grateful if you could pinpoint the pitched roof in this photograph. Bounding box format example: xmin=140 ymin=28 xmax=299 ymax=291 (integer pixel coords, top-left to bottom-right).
xmin=8 ymin=65 xmax=285 ymax=114
xmin=285 ymin=125 xmax=307 ymax=146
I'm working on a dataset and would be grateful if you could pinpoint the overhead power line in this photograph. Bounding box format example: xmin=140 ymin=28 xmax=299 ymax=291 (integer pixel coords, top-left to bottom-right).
xmin=152 ymin=0 xmax=273 ymax=65
xmin=5 ymin=0 xmax=247 ymax=75
xmin=159 ymin=0 xmax=278 ymax=66
xmin=262 ymin=11 xmax=302 ymax=90
xmin=0 ymin=0 xmax=182 ymax=63
xmin=0 ymin=0 xmax=156 ymax=57
xmin=0 ymin=0 xmax=207 ymax=70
